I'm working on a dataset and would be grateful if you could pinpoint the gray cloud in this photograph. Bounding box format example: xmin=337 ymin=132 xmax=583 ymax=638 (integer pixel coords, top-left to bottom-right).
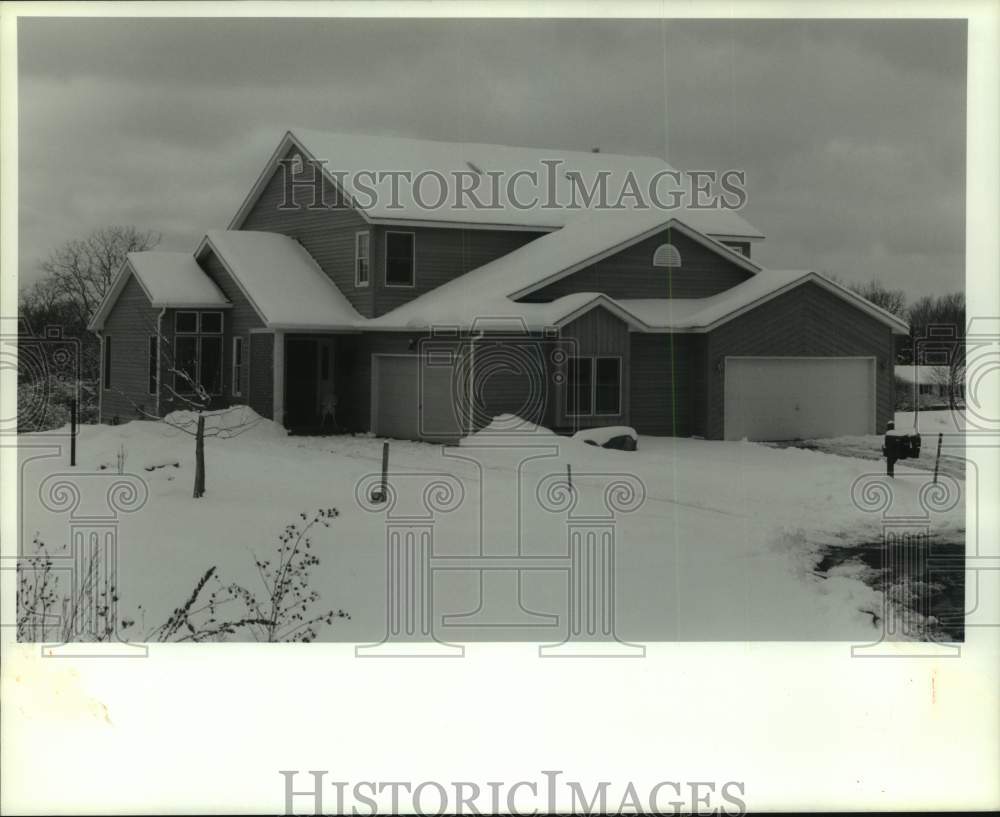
xmin=18 ymin=17 xmax=965 ymax=296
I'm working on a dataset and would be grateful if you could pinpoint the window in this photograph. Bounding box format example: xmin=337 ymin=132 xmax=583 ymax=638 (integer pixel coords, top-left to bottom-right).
xmin=175 ymin=337 xmax=198 ymax=392
xmin=289 ymin=152 xmax=304 ymax=176
xmin=566 ymin=356 xmax=622 ymax=417
xmin=232 ymin=336 xmax=245 ymax=396
xmin=175 ymin=312 xmax=198 ymax=333
xmin=723 ymin=242 xmax=747 ymax=257
xmin=595 ymin=358 xmax=622 ymax=415
xmin=652 ymin=243 xmax=682 ymax=268
xmin=200 ymin=337 xmax=223 ymax=395
xmin=103 ymin=336 xmax=112 ymax=389
xmin=355 ymin=231 xmax=370 ymax=287
xmin=147 ymin=336 xmax=158 ymax=395
xmin=385 ymin=231 xmax=415 ymax=287
xmin=200 ymin=312 xmax=223 ymax=333
xmin=173 ymin=311 xmax=224 ymax=395
xmin=919 ymin=384 xmax=935 ymax=396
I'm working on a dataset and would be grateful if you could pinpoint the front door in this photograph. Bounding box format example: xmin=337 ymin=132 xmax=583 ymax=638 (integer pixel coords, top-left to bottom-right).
xmin=285 ymin=337 xmax=319 ymax=430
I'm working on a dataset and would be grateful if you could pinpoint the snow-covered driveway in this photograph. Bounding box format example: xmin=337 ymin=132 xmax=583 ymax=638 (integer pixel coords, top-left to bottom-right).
xmin=17 ymin=413 xmax=965 ymax=642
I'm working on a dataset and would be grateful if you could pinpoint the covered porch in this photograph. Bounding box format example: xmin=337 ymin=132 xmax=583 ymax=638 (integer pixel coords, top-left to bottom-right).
xmin=275 ymin=332 xmax=359 ymax=435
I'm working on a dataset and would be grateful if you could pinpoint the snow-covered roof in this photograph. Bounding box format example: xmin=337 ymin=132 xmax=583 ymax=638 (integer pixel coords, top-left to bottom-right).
xmin=128 ymin=252 xmax=230 ymax=307
xmin=895 ymin=365 xmax=951 ymax=384
xmin=199 ymin=230 xmax=363 ymax=330
xmin=361 ymin=211 xmax=759 ymax=331
xmin=229 ymin=129 xmax=765 ymax=239
xmin=89 ymin=252 xmax=230 ymax=330
xmin=366 ymin=268 xmax=910 ymax=335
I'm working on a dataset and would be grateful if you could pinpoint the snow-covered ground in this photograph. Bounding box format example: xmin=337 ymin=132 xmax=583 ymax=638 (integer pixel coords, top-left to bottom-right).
xmin=766 ymin=410 xmax=968 ymax=480
xmin=17 ymin=409 xmax=964 ymax=642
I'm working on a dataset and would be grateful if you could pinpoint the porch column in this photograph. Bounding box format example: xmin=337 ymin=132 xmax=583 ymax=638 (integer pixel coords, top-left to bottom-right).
xmin=272 ymin=330 xmax=284 ymax=426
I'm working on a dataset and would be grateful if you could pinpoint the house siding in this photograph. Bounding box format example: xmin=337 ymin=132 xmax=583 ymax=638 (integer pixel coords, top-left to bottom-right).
xmin=249 ymin=332 xmax=274 ymax=419
xmin=197 ymin=249 xmax=265 ymax=401
xmin=629 ymin=334 xmax=706 ymax=437
xmin=371 ymin=225 xmax=543 ymax=317
xmin=240 ymin=146 xmax=374 ymax=317
xmin=553 ymin=307 xmax=631 ymax=431
xmin=521 ymin=228 xmax=753 ymax=302
xmin=704 ymin=282 xmax=895 ymax=440
xmin=100 ymin=272 xmax=161 ymax=423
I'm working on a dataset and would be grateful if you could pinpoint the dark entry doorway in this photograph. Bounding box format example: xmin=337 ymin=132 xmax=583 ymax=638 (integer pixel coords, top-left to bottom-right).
xmin=284 ymin=336 xmax=337 ymax=433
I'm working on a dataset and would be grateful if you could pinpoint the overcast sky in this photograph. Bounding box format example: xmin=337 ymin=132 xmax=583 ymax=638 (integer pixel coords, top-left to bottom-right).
xmin=18 ymin=17 xmax=966 ymax=296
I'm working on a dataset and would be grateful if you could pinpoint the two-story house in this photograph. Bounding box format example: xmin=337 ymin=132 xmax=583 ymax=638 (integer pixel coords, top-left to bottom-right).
xmin=89 ymin=129 xmax=907 ymax=441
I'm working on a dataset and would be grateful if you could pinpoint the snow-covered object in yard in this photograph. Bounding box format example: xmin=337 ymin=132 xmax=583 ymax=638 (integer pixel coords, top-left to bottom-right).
xmin=245 ymin=128 xmax=765 ymax=238
xmin=572 ymin=426 xmax=638 ymax=450
xmin=89 ymin=252 xmax=230 ymax=330
xmin=162 ymin=405 xmax=286 ymax=439
xmin=460 ymin=413 xmax=557 ymax=445
xmin=201 ymin=230 xmax=363 ymax=330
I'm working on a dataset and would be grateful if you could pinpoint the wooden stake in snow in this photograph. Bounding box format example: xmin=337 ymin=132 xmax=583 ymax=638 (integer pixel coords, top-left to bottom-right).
xmin=193 ymin=415 xmax=206 ymax=498
xmin=933 ymin=432 xmax=943 ymax=485
xmin=372 ymin=441 xmax=389 ymax=503
xmin=70 ymin=398 xmax=77 ymax=467
xmin=567 ymin=463 xmax=573 ymax=491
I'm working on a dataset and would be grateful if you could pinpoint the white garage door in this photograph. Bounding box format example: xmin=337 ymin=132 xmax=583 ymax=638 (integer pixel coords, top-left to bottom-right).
xmin=372 ymin=355 xmax=465 ymax=441
xmin=724 ymin=357 xmax=875 ymax=441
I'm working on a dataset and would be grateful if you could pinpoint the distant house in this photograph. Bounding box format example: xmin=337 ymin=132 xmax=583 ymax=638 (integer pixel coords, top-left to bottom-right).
xmin=89 ymin=129 xmax=907 ymax=441
xmin=895 ymin=364 xmax=965 ymax=406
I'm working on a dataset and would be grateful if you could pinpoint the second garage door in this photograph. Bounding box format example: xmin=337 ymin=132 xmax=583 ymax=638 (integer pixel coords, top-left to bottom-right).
xmin=372 ymin=354 xmax=465 ymax=441
xmin=724 ymin=356 xmax=875 ymax=441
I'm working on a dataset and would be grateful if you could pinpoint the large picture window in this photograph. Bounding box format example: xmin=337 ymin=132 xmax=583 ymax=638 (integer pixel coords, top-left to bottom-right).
xmin=385 ymin=231 xmax=415 ymax=287
xmin=566 ymin=355 xmax=622 ymax=417
xmin=173 ymin=311 xmax=223 ymax=395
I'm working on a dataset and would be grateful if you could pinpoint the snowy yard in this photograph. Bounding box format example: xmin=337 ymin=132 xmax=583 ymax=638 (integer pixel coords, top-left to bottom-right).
xmin=765 ymin=410 xmax=969 ymax=480
xmin=17 ymin=409 xmax=965 ymax=643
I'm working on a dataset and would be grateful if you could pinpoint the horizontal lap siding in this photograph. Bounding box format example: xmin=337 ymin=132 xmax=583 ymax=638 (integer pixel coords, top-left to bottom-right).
xmin=249 ymin=333 xmax=274 ymax=419
xmin=705 ymin=282 xmax=895 ymax=439
xmin=522 ymin=229 xmax=752 ymax=301
xmin=373 ymin=226 xmax=543 ymax=316
xmin=100 ymin=273 xmax=159 ymax=423
xmin=629 ymin=334 xmax=704 ymax=436
xmin=241 ymin=147 xmax=373 ymax=317
xmin=198 ymin=249 xmax=265 ymax=402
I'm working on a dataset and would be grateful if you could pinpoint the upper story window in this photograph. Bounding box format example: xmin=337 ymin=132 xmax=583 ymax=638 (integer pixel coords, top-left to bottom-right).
xmin=385 ymin=231 xmax=415 ymax=287
xmin=652 ymin=243 xmax=682 ymax=268
xmin=722 ymin=241 xmax=748 ymax=257
xmin=175 ymin=311 xmax=222 ymax=334
xmin=289 ymin=152 xmax=304 ymax=176
xmin=355 ymin=231 xmax=370 ymax=287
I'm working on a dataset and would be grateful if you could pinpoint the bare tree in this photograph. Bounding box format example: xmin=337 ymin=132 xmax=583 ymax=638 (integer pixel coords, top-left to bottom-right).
xmin=929 ymin=358 xmax=966 ymax=411
xmin=40 ymin=225 xmax=160 ymax=327
xmin=846 ymin=279 xmax=908 ymax=318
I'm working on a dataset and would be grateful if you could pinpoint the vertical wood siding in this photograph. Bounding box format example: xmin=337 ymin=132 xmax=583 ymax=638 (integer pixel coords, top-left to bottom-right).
xmin=553 ymin=307 xmax=631 ymax=430
xmin=703 ymin=282 xmax=895 ymax=439
xmin=521 ymin=229 xmax=753 ymax=302
xmin=629 ymin=333 xmax=705 ymax=437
